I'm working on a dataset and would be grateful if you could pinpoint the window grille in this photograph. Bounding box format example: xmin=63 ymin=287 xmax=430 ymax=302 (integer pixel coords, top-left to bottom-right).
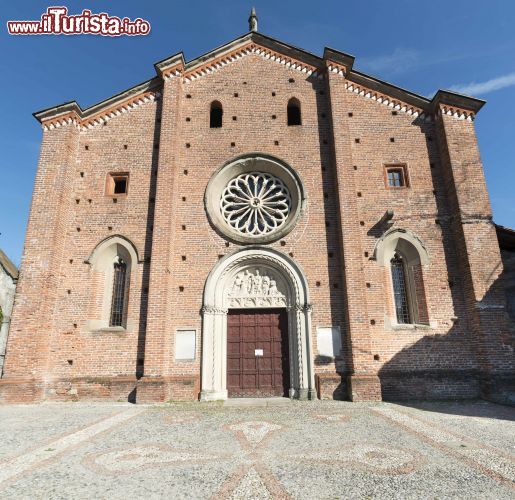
xmin=110 ymin=258 xmax=127 ymax=327
xmin=391 ymin=253 xmax=411 ymax=324
xmin=387 ymin=169 xmax=404 ymax=187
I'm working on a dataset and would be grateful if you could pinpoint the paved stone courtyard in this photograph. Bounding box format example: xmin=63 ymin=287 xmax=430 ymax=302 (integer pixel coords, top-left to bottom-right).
xmin=0 ymin=400 xmax=513 ymax=499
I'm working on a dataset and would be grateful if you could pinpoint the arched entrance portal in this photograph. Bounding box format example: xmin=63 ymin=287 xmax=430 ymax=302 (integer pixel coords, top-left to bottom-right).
xmin=201 ymin=247 xmax=315 ymax=400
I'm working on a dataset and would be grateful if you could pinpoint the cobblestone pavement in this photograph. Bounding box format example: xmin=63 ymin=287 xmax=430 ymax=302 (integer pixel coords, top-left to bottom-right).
xmin=0 ymin=400 xmax=513 ymax=499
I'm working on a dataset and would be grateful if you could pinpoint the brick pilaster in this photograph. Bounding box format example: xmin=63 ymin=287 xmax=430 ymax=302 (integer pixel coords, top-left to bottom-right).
xmin=436 ymin=111 xmax=514 ymax=402
xmin=137 ymin=75 xmax=183 ymax=401
xmin=325 ymin=68 xmax=381 ymax=401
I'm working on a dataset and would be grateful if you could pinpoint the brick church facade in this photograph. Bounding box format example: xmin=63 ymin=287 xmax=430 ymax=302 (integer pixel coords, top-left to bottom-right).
xmin=1 ymin=15 xmax=514 ymax=404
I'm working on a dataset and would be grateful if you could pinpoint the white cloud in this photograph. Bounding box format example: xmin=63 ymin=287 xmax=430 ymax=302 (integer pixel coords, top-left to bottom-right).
xmin=450 ymin=72 xmax=515 ymax=96
xmin=359 ymin=48 xmax=479 ymax=76
xmin=359 ymin=46 xmax=513 ymax=82
xmin=360 ymin=48 xmax=420 ymax=75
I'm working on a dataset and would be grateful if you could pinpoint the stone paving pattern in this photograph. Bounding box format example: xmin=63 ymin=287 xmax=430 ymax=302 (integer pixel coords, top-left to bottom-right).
xmin=0 ymin=400 xmax=513 ymax=499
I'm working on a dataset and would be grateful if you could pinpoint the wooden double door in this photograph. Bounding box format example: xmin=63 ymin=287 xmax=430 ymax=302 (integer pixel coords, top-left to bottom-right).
xmin=227 ymin=308 xmax=290 ymax=397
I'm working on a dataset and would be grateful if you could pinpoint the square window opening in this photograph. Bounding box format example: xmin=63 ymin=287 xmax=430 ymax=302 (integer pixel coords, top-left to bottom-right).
xmin=385 ymin=165 xmax=408 ymax=189
xmin=107 ymin=173 xmax=129 ymax=196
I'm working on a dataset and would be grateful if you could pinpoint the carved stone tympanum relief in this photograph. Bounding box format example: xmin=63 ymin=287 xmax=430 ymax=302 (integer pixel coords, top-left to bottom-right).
xmin=227 ymin=268 xmax=287 ymax=308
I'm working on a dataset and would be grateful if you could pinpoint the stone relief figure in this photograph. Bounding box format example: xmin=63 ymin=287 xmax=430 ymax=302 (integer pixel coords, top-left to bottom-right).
xmin=251 ymin=270 xmax=263 ymax=295
xmin=262 ymin=276 xmax=270 ymax=296
xmin=244 ymin=270 xmax=252 ymax=294
xmin=232 ymin=273 xmax=244 ymax=296
xmin=227 ymin=268 xmax=286 ymax=307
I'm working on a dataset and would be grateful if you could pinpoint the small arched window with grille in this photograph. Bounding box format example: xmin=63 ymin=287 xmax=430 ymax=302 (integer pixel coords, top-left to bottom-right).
xmin=287 ymin=98 xmax=301 ymax=126
xmin=390 ymin=253 xmax=411 ymax=324
xmin=210 ymin=101 xmax=223 ymax=128
xmin=110 ymin=257 xmax=128 ymax=327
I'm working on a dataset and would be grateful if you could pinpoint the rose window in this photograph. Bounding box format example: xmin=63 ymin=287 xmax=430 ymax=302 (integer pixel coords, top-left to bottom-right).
xmin=220 ymin=172 xmax=292 ymax=236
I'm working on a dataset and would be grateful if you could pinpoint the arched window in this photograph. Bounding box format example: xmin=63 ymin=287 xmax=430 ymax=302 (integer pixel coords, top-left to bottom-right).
xmin=110 ymin=257 xmax=128 ymax=327
xmin=210 ymin=101 xmax=223 ymax=128
xmin=87 ymin=236 xmax=137 ymax=331
xmin=374 ymin=229 xmax=430 ymax=326
xmin=287 ymin=98 xmax=301 ymax=126
xmin=390 ymin=253 xmax=411 ymax=324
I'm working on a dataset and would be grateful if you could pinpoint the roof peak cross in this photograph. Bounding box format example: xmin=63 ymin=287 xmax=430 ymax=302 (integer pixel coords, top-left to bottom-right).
xmin=248 ymin=7 xmax=258 ymax=32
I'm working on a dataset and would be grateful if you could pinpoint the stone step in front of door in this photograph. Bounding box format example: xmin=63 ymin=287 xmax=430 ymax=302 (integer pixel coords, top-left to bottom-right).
xmin=223 ymin=397 xmax=292 ymax=407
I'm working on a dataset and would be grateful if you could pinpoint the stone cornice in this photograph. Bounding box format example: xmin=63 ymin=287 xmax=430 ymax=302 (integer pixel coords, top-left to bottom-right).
xmin=154 ymin=52 xmax=185 ymax=78
xmin=326 ymin=61 xmax=347 ymax=77
xmin=331 ymin=70 xmax=482 ymax=121
xmin=159 ymin=32 xmax=324 ymax=82
xmin=323 ymin=47 xmax=355 ymax=73
xmin=33 ymin=31 xmax=486 ymax=128
xmin=343 ymin=80 xmax=429 ymax=121
xmin=182 ymin=42 xmax=322 ymax=83
xmin=183 ymin=32 xmax=322 ymax=71
xmin=348 ymin=70 xmax=430 ymax=112
xmin=435 ymin=104 xmax=476 ymax=122
xmin=430 ymin=89 xmax=485 ymax=114
xmin=430 ymin=90 xmax=484 ymax=121
xmin=33 ymin=101 xmax=82 ymax=124
xmin=34 ymin=79 xmax=162 ymax=131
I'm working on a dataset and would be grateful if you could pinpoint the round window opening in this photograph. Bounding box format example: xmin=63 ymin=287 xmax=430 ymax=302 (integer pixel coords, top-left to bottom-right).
xmin=220 ymin=172 xmax=291 ymax=236
xmin=205 ymin=155 xmax=305 ymax=244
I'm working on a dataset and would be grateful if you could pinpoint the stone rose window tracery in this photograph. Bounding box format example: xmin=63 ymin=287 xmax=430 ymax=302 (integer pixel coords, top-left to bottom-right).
xmin=220 ymin=172 xmax=291 ymax=236
xmin=205 ymin=155 xmax=305 ymax=244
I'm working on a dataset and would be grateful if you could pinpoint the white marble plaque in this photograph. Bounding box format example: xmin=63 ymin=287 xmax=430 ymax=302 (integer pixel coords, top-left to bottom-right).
xmin=255 ymin=349 xmax=264 ymax=357
xmin=175 ymin=330 xmax=196 ymax=360
xmin=316 ymin=327 xmax=341 ymax=358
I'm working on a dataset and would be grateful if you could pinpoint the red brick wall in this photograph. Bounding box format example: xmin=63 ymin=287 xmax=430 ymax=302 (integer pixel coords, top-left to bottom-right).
xmin=4 ymin=123 xmax=80 ymax=379
xmin=2 ymin=50 xmax=512 ymax=403
xmin=3 ymin=98 xmax=159 ymax=400
xmin=138 ymin=56 xmax=346 ymax=399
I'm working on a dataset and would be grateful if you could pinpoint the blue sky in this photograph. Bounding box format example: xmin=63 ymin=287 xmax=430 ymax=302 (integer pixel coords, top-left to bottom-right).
xmin=1 ymin=1 xmax=514 ymax=265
